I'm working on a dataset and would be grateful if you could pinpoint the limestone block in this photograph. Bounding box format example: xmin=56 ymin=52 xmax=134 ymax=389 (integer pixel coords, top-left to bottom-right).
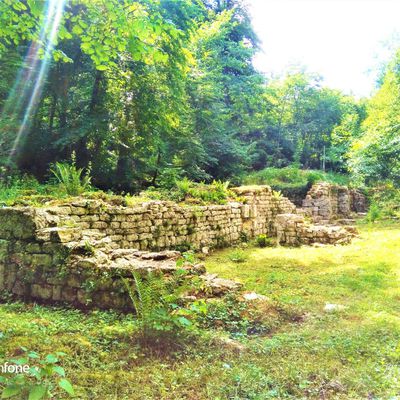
xmin=71 ymin=207 xmax=86 ymax=215
xmin=31 ymin=254 xmax=53 ymax=267
xmin=91 ymin=221 xmax=108 ymax=229
xmin=62 ymin=287 xmax=77 ymax=302
xmin=241 ymin=205 xmax=251 ymax=219
xmin=31 ymin=283 xmax=53 ymax=300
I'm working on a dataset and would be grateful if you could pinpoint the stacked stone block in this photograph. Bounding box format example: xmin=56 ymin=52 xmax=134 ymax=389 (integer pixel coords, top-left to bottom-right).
xmin=302 ymin=182 xmax=367 ymax=222
xmin=276 ymin=214 xmax=356 ymax=246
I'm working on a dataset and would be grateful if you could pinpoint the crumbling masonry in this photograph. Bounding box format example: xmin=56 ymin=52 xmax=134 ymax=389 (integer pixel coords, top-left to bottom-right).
xmin=0 ymin=184 xmax=366 ymax=309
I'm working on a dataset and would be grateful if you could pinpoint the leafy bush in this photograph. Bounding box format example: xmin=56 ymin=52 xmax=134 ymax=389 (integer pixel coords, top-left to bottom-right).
xmin=175 ymin=179 xmax=233 ymax=204
xmin=365 ymin=183 xmax=400 ymax=222
xmin=0 ymin=175 xmax=53 ymax=206
xmin=256 ymin=234 xmax=267 ymax=248
xmin=199 ymin=294 xmax=275 ymax=337
xmin=176 ymin=177 xmax=192 ymax=198
xmin=366 ymin=203 xmax=381 ymax=222
xmin=256 ymin=234 xmax=275 ymax=248
xmin=128 ymin=179 xmax=234 ymax=206
xmin=271 ymin=190 xmax=283 ymax=199
xmin=50 ymin=153 xmax=91 ymax=196
xmin=0 ymin=348 xmax=74 ymax=399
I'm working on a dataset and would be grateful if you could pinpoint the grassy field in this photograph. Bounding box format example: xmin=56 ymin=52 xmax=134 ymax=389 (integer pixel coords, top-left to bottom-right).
xmin=1 ymin=222 xmax=400 ymax=399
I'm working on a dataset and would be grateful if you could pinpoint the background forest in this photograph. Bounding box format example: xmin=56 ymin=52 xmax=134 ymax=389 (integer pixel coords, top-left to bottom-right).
xmin=0 ymin=0 xmax=399 ymax=195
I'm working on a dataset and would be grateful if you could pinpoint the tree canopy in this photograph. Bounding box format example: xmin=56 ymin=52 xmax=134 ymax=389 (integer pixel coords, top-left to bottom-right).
xmin=0 ymin=0 xmax=397 ymax=192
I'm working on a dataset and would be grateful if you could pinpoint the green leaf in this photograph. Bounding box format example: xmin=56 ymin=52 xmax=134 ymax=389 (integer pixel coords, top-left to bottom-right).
xmin=11 ymin=357 xmax=28 ymax=365
xmin=59 ymin=379 xmax=74 ymax=396
xmin=177 ymin=316 xmax=192 ymax=327
xmin=53 ymin=366 xmax=65 ymax=377
xmin=72 ymin=25 xmax=83 ymax=35
xmin=1 ymin=385 xmax=22 ymax=399
xmin=29 ymin=366 xmax=40 ymax=378
xmin=28 ymin=0 xmax=43 ymax=17
xmin=45 ymin=354 xmax=58 ymax=364
xmin=96 ymin=65 xmax=108 ymax=71
xmin=81 ymin=42 xmax=92 ymax=52
xmin=28 ymin=385 xmax=47 ymax=400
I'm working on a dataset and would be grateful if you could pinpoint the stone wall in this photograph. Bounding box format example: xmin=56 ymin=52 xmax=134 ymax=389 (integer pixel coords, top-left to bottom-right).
xmin=35 ymin=186 xmax=296 ymax=252
xmin=0 ymin=208 xmax=241 ymax=310
xmin=301 ymin=182 xmax=367 ymax=222
xmin=276 ymin=214 xmax=357 ymax=246
xmin=0 ymin=185 xmax=359 ymax=309
xmin=0 ymin=186 xmax=295 ymax=308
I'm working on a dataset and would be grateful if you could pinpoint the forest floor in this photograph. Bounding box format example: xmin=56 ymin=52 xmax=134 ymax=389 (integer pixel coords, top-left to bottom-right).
xmin=1 ymin=222 xmax=400 ymax=399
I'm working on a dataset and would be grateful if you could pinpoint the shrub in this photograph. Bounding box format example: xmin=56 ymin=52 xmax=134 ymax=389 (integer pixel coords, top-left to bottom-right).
xmin=239 ymin=231 xmax=249 ymax=243
xmin=272 ymin=190 xmax=283 ymax=199
xmin=365 ymin=184 xmax=400 ymax=222
xmin=306 ymin=170 xmax=324 ymax=185
xmin=174 ymin=179 xmax=232 ymax=204
xmin=199 ymin=294 xmax=275 ymax=337
xmin=176 ymin=251 xmax=196 ymax=267
xmin=83 ymin=240 xmax=95 ymax=256
xmin=175 ymin=177 xmax=192 ymax=199
xmin=0 ymin=348 xmax=74 ymax=399
xmin=256 ymin=234 xmax=275 ymax=248
xmin=366 ymin=203 xmax=381 ymax=222
xmin=0 ymin=175 xmax=53 ymax=206
xmin=50 ymin=153 xmax=91 ymax=196
xmin=256 ymin=234 xmax=267 ymax=248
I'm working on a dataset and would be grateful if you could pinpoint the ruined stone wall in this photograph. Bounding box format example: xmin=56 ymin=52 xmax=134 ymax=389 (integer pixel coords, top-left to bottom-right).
xmin=0 ymin=186 xmax=295 ymax=308
xmin=0 ymin=185 xmax=359 ymax=309
xmin=0 ymin=208 xmax=237 ymax=310
xmin=42 ymin=186 xmax=296 ymax=252
xmin=276 ymin=214 xmax=357 ymax=246
xmin=302 ymin=182 xmax=367 ymax=221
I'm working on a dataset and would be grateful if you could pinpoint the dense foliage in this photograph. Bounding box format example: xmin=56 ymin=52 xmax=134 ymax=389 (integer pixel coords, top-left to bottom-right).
xmin=349 ymin=50 xmax=400 ymax=187
xmin=0 ymin=0 xmax=369 ymax=194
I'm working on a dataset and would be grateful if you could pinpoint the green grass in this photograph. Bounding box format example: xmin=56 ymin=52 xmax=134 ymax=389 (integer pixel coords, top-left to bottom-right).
xmin=1 ymin=223 xmax=400 ymax=398
xmin=243 ymin=167 xmax=350 ymax=191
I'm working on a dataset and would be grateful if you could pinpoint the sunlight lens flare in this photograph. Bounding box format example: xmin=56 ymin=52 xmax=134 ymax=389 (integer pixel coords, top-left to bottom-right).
xmin=2 ymin=0 xmax=66 ymax=166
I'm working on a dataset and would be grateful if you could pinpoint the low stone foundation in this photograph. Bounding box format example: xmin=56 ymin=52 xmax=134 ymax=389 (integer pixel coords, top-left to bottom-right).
xmin=0 ymin=223 xmax=242 ymax=310
xmin=276 ymin=214 xmax=357 ymax=246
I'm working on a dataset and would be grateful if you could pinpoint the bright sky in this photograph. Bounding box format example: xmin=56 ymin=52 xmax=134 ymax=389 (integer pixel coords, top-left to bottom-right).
xmin=249 ymin=0 xmax=400 ymax=97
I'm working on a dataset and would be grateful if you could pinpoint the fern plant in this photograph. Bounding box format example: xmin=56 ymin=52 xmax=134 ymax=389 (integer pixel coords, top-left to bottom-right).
xmin=122 ymin=270 xmax=206 ymax=342
xmin=50 ymin=153 xmax=91 ymax=196
xmin=272 ymin=189 xmax=283 ymax=199
xmin=175 ymin=177 xmax=193 ymax=200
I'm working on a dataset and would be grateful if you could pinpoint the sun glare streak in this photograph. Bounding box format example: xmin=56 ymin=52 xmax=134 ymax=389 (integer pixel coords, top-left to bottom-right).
xmin=1 ymin=0 xmax=66 ymax=166
xmin=2 ymin=2 xmax=56 ymax=117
